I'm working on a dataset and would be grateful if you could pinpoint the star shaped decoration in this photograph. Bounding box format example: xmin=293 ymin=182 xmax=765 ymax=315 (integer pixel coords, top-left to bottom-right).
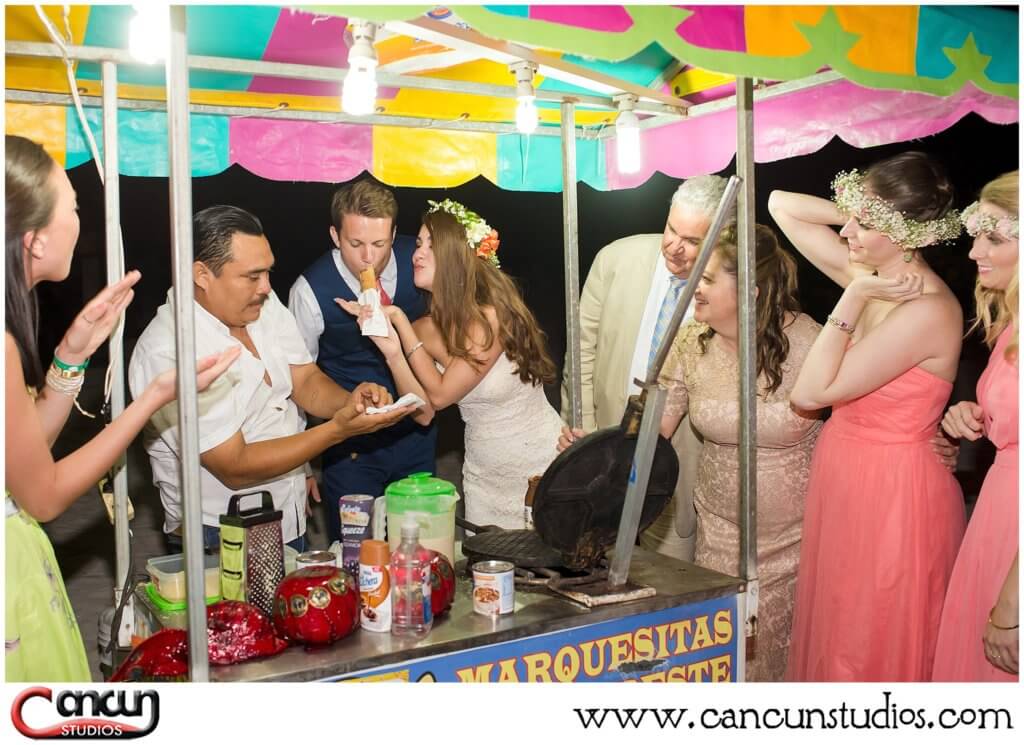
xmin=942 ymin=33 xmax=993 ymax=81
xmin=795 ymin=8 xmax=862 ymax=62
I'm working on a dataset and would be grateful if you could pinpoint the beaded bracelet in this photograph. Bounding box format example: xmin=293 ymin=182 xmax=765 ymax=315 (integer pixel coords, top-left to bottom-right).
xmin=45 ymin=364 xmax=86 ymax=397
xmin=52 ymin=354 xmax=90 ymax=375
xmin=988 ymin=609 xmax=1020 ymax=631
xmin=826 ymin=314 xmax=856 ymax=335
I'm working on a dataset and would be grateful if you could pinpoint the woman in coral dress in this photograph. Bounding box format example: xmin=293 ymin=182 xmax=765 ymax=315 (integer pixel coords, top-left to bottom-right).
xmin=659 ymin=225 xmax=823 ymax=681
xmin=770 ymin=152 xmax=967 ymax=681
xmin=934 ymin=171 xmax=1019 ymax=681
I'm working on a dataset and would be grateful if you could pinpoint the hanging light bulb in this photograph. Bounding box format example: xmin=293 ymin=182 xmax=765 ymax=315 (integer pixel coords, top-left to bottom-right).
xmin=510 ymin=61 xmax=539 ymax=135
xmin=615 ymin=94 xmax=642 ymax=174
xmin=342 ymin=20 xmax=378 ymax=116
xmin=128 ymin=4 xmax=169 ymax=64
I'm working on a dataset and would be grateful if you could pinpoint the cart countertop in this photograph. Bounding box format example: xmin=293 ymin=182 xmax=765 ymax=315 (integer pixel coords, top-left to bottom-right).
xmin=136 ymin=548 xmax=743 ymax=682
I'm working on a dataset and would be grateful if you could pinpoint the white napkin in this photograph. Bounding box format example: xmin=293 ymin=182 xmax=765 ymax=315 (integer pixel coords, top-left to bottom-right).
xmin=365 ymin=392 xmax=426 ymax=415
xmin=357 ymin=288 xmax=390 ymax=338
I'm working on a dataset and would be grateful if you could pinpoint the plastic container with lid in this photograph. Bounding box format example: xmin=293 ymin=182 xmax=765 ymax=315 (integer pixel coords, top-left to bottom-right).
xmin=146 ymin=553 xmax=220 ymax=604
xmin=383 ymin=473 xmax=458 ymax=566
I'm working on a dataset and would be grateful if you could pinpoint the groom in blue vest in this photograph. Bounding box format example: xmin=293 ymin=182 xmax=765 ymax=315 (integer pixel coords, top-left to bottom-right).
xmin=289 ymin=179 xmax=436 ymax=543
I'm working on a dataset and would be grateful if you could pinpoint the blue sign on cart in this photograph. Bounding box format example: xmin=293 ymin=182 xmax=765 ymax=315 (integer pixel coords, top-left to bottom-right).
xmin=334 ymin=594 xmax=738 ymax=683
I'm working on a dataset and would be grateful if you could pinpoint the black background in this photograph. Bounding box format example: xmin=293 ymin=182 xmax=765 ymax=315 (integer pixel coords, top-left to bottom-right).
xmin=42 ymin=112 xmax=1017 ymax=390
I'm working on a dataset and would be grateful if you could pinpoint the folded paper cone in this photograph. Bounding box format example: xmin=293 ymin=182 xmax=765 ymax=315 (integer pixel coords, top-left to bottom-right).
xmin=359 ymin=266 xmax=376 ymax=292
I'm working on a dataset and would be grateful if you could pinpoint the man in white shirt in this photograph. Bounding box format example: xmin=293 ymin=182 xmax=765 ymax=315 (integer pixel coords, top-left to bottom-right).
xmin=130 ymin=206 xmax=412 ymax=552
xmin=560 ymin=175 xmax=733 ymax=562
xmin=289 ymin=180 xmax=435 ymax=544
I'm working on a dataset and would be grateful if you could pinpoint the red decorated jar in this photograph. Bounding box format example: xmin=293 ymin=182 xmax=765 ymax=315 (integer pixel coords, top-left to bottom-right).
xmin=273 ymin=566 xmax=360 ymax=646
xmin=429 ymin=550 xmax=456 ymax=617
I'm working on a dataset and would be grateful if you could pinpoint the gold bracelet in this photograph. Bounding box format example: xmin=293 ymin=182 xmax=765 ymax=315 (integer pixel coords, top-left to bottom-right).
xmin=988 ymin=608 xmax=1019 ymax=631
xmin=826 ymin=314 xmax=855 ymax=335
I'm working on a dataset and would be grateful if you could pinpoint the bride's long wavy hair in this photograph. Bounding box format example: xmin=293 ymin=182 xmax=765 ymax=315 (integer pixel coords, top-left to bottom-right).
xmin=697 ymin=224 xmax=802 ymax=396
xmin=422 ymin=209 xmax=556 ymax=386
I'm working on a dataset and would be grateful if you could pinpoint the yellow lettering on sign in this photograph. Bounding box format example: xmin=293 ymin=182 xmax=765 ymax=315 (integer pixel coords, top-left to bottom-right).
xmin=639 ymin=670 xmax=667 ymax=682
xmin=713 ymin=609 xmax=733 ymax=645
xmin=580 ymin=638 xmax=608 ymax=677
xmin=667 ymin=619 xmax=693 ymax=655
xmin=686 ymin=658 xmax=714 ymax=682
xmin=496 ymin=657 xmax=520 ymax=683
xmin=691 ymin=615 xmax=714 ymax=650
xmin=709 ymin=653 xmax=732 ymax=682
xmin=553 ymin=645 xmax=581 ymax=682
xmin=608 ymin=632 xmax=634 ymax=670
xmin=654 ymin=622 xmax=672 ymax=659
xmin=633 ymin=626 xmax=655 ymax=661
xmin=522 ymin=652 xmax=554 ymax=682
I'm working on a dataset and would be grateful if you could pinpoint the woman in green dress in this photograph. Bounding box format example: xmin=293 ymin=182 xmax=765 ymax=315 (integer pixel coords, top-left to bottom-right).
xmin=5 ymin=135 xmax=239 ymax=681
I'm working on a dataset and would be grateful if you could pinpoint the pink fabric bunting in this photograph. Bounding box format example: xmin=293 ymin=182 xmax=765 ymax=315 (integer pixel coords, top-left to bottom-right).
xmin=608 ymin=81 xmax=1019 ymax=189
xmin=229 ymin=118 xmax=371 ymax=183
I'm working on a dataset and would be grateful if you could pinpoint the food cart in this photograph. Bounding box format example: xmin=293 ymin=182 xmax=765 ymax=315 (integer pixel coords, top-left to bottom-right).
xmin=5 ymin=4 xmax=1018 ymax=683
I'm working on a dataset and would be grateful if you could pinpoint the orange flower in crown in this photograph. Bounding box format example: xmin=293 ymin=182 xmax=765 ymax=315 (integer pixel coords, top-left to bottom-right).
xmin=427 ymin=199 xmax=501 ymax=268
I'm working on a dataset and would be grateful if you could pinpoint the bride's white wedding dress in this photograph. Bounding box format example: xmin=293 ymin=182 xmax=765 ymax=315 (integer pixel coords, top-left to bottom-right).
xmin=454 ymin=352 xmax=563 ymax=529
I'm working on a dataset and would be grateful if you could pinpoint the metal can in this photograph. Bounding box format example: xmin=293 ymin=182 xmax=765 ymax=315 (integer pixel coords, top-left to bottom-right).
xmin=295 ymin=551 xmax=338 ymax=570
xmin=339 ymin=494 xmax=375 ymax=573
xmin=472 ymin=560 xmax=515 ymax=616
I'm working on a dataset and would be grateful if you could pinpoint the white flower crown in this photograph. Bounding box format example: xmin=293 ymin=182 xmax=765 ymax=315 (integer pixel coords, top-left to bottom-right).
xmin=832 ymin=170 xmax=962 ymax=249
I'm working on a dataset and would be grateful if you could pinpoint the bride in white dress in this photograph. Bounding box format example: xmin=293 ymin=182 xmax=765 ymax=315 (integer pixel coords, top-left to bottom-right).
xmin=339 ymin=199 xmax=562 ymax=529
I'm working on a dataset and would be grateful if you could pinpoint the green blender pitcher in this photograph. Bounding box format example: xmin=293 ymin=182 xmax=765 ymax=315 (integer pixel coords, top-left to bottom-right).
xmin=383 ymin=473 xmax=458 ymax=566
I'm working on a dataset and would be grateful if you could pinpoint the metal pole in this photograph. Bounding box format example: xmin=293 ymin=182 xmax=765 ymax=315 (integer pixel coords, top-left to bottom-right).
xmin=560 ymin=100 xmax=583 ymax=430
xmin=607 ymin=385 xmax=666 ymax=587
xmin=167 ymin=5 xmax=208 ymax=681
xmin=101 ymin=60 xmax=133 ymax=646
xmin=736 ymin=77 xmax=759 ymax=643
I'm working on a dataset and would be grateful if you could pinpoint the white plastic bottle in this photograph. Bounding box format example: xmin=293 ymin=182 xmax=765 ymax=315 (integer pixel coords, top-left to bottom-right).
xmin=390 ymin=519 xmax=432 ymax=639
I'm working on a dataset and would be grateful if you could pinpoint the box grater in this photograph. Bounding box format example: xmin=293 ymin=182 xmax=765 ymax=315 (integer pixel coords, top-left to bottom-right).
xmin=219 ymin=491 xmax=285 ymax=617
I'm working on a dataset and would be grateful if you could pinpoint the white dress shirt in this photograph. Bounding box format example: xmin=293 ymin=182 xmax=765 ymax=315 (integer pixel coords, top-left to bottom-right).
xmin=627 ymin=258 xmax=695 ymax=398
xmin=128 ymin=290 xmax=313 ymax=542
xmin=288 ymin=248 xmax=398 ymax=359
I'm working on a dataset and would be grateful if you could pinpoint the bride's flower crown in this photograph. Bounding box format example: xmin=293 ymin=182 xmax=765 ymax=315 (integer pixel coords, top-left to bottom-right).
xmin=427 ymin=199 xmax=501 ymax=268
xmin=961 ymin=201 xmax=1019 ymax=240
xmin=832 ymin=169 xmax=962 ymax=249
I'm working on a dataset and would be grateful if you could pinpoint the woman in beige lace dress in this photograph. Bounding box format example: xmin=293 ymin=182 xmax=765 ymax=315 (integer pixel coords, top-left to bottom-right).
xmin=659 ymin=224 xmax=823 ymax=681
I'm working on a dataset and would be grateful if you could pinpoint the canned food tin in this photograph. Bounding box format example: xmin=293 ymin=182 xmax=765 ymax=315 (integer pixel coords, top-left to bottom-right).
xmin=340 ymin=494 xmax=375 ymax=573
xmin=295 ymin=551 xmax=338 ymax=570
xmin=472 ymin=560 xmax=514 ymax=616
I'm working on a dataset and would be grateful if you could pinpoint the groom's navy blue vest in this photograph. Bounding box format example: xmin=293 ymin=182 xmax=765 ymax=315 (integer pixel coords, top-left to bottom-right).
xmin=302 ymin=236 xmax=434 ymax=452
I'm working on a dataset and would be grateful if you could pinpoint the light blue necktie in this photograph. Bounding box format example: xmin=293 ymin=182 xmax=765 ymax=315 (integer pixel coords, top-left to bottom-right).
xmin=648 ymin=276 xmax=687 ymax=368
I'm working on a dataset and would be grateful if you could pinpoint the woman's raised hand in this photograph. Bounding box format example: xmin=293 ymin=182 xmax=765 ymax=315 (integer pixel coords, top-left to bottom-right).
xmin=850 ymin=272 xmax=925 ymax=304
xmin=55 ymin=270 xmax=142 ymax=365
xmin=941 ymin=401 xmax=986 ymax=441
xmin=148 ymin=347 xmax=242 ymax=407
xmin=334 ymin=298 xmax=402 ymax=360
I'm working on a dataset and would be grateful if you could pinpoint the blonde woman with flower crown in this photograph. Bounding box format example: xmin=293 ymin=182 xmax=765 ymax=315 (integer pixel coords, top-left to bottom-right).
xmin=768 ymin=151 xmax=967 ymax=681
xmin=339 ymin=200 xmax=563 ymax=529
xmin=933 ymin=171 xmax=1019 ymax=682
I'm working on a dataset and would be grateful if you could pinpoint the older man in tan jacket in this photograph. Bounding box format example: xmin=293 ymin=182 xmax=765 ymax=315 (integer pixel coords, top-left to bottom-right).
xmin=560 ymin=175 xmax=733 ymax=561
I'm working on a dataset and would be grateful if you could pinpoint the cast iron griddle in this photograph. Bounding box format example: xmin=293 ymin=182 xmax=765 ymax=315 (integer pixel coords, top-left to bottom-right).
xmin=531 ymin=427 xmax=678 ymax=570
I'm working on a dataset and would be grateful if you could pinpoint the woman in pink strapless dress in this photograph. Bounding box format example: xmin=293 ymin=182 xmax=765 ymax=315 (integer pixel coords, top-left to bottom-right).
xmin=933 ymin=172 xmax=1019 ymax=682
xmin=770 ymin=152 xmax=967 ymax=681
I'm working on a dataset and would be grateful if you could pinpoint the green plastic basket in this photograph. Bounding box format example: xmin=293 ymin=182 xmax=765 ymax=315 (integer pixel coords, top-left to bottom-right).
xmin=144 ymin=581 xmax=220 ymax=612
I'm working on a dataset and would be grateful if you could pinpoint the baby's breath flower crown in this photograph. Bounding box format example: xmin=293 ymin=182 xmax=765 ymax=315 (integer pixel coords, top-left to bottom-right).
xmin=831 ymin=169 xmax=962 ymax=249
xmin=961 ymin=201 xmax=1019 ymax=240
xmin=427 ymin=198 xmax=501 ymax=268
